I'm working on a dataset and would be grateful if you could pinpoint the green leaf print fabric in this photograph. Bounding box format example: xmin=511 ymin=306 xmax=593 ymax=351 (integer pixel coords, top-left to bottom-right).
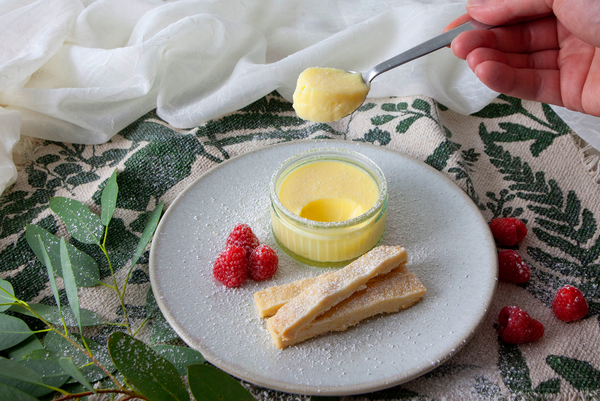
xmin=1 ymin=92 xmax=599 ymax=400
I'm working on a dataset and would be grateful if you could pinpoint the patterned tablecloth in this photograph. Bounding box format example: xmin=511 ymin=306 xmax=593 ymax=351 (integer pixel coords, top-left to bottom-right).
xmin=1 ymin=92 xmax=599 ymax=400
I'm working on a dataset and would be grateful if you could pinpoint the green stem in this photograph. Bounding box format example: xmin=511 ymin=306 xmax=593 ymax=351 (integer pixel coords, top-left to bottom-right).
xmin=100 ymin=244 xmax=132 ymax=335
xmin=0 ymin=287 xmax=19 ymax=301
xmin=79 ymin=333 xmax=93 ymax=360
xmin=97 ymin=281 xmax=115 ymax=290
xmin=132 ymin=317 xmax=151 ymax=337
xmin=53 ymin=389 xmax=147 ymax=401
xmin=30 ymin=328 xmax=53 ymax=334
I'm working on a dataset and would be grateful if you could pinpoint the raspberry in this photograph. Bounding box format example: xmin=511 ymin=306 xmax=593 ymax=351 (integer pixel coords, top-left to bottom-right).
xmin=498 ymin=306 xmax=544 ymax=344
xmin=213 ymin=246 xmax=248 ymax=287
xmin=248 ymin=245 xmax=278 ymax=281
xmin=498 ymin=250 xmax=530 ymax=283
xmin=490 ymin=217 xmax=528 ymax=246
xmin=226 ymin=224 xmax=260 ymax=257
xmin=552 ymin=285 xmax=589 ymax=322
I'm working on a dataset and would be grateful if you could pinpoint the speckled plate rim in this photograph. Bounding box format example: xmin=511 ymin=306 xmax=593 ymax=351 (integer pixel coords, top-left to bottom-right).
xmin=149 ymin=140 xmax=498 ymax=396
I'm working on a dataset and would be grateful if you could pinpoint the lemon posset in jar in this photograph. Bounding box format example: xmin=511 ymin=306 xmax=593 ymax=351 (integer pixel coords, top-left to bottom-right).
xmin=270 ymin=149 xmax=387 ymax=265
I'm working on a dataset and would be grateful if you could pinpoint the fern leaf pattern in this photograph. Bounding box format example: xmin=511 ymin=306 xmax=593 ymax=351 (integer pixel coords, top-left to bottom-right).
xmin=1 ymin=92 xmax=599 ymax=400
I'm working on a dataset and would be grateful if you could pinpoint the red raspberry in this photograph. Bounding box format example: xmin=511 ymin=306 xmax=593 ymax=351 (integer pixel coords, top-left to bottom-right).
xmin=226 ymin=224 xmax=260 ymax=257
xmin=498 ymin=250 xmax=530 ymax=283
xmin=552 ymin=285 xmax=588 ymax=322
xmin=213 ymin=246 xmax=248 ymax=287
xmin=498 ymin=306 xmax=544 ymax=344
xmin=248 ymin=245 xmax=278 ymax=281
xmin=489 ymin=217 xmax=527 ymax=246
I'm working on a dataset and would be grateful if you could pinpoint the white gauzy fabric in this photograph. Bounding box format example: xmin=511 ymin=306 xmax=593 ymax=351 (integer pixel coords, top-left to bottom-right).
xmin=0 ymin=108 xmax=21 ymax=195
xmin=0 ymin=0 xmax=599 ymax=195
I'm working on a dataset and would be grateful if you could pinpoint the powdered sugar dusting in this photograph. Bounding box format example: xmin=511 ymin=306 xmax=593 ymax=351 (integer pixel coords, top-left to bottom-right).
xmin=149 ymin=140 xmax=497 ymax=395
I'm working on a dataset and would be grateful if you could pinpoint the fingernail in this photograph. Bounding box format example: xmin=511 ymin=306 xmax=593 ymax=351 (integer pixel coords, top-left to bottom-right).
xmin=466 ymin=0 xmax=486 ymax=7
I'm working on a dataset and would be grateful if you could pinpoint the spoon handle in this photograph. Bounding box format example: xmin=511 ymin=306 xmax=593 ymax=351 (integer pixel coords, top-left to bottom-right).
xmin=362 ymin=20 xmax=495 ymax=84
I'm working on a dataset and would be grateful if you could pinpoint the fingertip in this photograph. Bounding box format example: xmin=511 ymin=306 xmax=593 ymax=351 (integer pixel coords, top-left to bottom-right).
xmin=467 ymin=47 xmax=508 ymax=71
xmin=473 ymin=63 xmax=482 ymax=79
xmin=466 ymin=53 xmax=477 ymax=71
xmin=449 ymin=33 xmax=469 ymax=60
xmin=443 ymin=13 xmax=473 ymax=33
xmin=473 ymin=61 xmax=517 ymax=95
xmin=466 ymin=0 xmax=487 ymax=8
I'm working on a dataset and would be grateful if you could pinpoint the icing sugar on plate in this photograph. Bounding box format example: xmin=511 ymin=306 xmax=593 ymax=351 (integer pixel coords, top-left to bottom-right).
xmin=149 ymin=140 xmax=497 ymax=396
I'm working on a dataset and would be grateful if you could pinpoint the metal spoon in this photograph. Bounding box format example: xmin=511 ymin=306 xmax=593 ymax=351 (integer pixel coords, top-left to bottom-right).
xmin=294 ymin=20 xmax=495 ymax=123
xmin=358 ymin=19 xmax=495 ymax=85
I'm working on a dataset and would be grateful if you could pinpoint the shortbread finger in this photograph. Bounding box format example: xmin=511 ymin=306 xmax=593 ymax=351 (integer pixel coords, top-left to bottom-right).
xmin=254 ymin=274 xmax=327 ymax=318
xmin=254 ymin=264 xmax=407 ymax=318
xmin=267 ymin=268 xmax=426 ymax=349
xmin=269 ymin=246 xmax=407 ymax=340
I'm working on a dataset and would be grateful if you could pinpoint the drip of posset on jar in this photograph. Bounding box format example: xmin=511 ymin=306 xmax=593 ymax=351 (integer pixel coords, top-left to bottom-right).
xmin=269 ymin=149 xmax=387 ymax=266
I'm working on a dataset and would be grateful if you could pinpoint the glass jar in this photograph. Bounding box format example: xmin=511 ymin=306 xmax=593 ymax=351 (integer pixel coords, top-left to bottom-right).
xmin=270 ymin=148 xmax=387 ymax=266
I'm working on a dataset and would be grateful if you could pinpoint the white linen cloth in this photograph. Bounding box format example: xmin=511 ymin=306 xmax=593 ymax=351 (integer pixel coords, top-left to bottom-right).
xmin=1 ymin=0 xmax=599 ymax=195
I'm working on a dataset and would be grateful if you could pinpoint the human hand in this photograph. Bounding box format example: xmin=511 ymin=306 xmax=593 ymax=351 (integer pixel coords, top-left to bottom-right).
xmin=445 ymin=0 xmax=600 ymax=117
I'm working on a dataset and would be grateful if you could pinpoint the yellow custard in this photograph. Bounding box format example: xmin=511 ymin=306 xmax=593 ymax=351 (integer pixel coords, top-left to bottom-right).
xmin=278 ymin=160 xmax=378 ymax=222
xmin=293 ymin=68 xmax=370 ymax=123
xmin=270 ymin=149 xmax=387 ymax=265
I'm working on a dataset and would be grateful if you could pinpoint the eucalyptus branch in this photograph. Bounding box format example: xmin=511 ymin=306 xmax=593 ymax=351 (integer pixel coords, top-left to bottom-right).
xmin=53 ymin=388 xmax=147 ymax=401
xmin=20 ymin=303 xmax=124 ymax=391
xmin=99 ymin=244 xmax=132 ymax=335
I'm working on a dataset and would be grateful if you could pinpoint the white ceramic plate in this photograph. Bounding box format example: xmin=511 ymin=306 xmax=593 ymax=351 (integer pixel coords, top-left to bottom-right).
xmin=149 ymin=140 xmax=497 ymax=396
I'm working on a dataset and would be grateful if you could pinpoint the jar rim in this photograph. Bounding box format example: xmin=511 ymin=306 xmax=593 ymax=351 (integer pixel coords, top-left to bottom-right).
xmin=269 ymin=148 xmax=388 ymax=229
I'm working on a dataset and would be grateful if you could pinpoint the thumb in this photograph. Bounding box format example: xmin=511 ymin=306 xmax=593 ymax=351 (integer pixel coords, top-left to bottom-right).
xmin=466 ymin=0 xmax=553 ymax=25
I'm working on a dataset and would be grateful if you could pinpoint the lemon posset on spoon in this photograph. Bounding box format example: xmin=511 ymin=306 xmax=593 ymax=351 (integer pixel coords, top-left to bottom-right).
xmin=292 ymin=20 xmax=495 ymax=123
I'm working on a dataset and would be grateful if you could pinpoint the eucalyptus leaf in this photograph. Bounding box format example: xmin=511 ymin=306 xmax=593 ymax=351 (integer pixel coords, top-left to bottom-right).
xmin=101 ymin=169 xmax=118 ymax=226
xmin=146 ymin=287 xmax=159 ymax=318
xmin=22 ymin=349 xmax=53 ymax=361
xmin=36 ymin=235 xmax=62 ymax=317
xmin=0 ymin=314 xmax=34 ymax=351
xmin=60 ymin=238 xmax=81 ymax=332
xmin=0 ymin=382 xmax=40 ymax=401
xmin=49 ymin=197 xmax=104 ymax=245
xmin=128 ymin=201 xmax=164 ymax=277
xmin=149 ymin=310 xmax=179 ymax=344
xmin=59 ymin=357 xmax=95 ymax=392
xmin=43 ymin=331 xmax=113 ymax=382
xmin=108 ymin=332 xmax=189 ymax=401
xmin=0 ymin=278 xmax=15 ymax=312
xmin=187 ymin=364 xmax=255 ymax=401
xmin=26 ymin=224 xmax=101 ymax=287
xmin=0 ymin=358 xmax=52 ymax=397
xmin=10 ymin=304 xmax=104 ymax=327
xmin=21 ymin=358 xmax=70 ymax=392
xmin=151 ymin=344 xmax=205 ymax=376
xmin=6 ymin=336 xmax=44 ymax=360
